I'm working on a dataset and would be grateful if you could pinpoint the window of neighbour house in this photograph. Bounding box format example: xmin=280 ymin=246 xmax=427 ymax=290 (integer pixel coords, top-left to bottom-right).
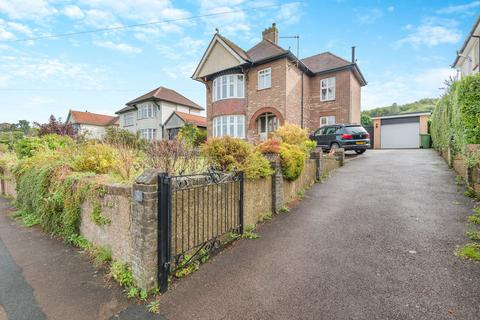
xmin=212 ymin=74 xmax=244 ymax=102
xmin=258 ymin=68 xmax=272 ymax=90
xmin=137 ymin=102 xmax=157 ymax=119
xmin=123 ymin=112 xmax=134 ymax=126
xmin=213 ymin=115 xmax=245 ymax=138
xmin=320 ymin=77 xmax=336 ymax=101
xmin=320 ymin=116 xmax=336 ymax=126
xmin=139 ymin=128 xmax=156 ymax=141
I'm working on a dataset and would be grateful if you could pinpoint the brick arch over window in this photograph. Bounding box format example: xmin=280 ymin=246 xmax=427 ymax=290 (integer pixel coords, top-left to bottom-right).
xmin=248 ymin=107 xmax=285 ymax=129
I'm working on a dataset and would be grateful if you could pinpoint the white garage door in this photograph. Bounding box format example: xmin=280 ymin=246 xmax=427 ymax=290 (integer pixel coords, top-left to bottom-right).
xmin=381 ymin=122 xmax=420 ymax=149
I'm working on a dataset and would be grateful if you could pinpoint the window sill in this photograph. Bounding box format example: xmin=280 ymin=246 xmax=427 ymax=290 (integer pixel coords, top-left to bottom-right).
xmin=257 ymin=86 xmax=271 ymax=91
xmin=212 ymin=97 xmax=245 ymax=103
xmin=320 ymin=99 xmax=336 ymax=102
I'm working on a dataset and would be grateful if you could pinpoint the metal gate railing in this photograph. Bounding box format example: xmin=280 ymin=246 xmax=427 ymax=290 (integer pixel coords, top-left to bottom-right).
xmin=157 ymin=170 xmax=244 ymax=292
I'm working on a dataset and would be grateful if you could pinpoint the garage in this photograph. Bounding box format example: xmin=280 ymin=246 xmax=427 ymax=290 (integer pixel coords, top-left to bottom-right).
xmin=372 ymin=112 xmax=430 ymax=149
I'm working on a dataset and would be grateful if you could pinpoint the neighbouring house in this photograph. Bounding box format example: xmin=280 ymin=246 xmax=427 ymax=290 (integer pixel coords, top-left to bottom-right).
xmin=66 ymin=110 xmax=119 ymax=139
xmin=453 ymin=16 xmax=479 ymax=79
xmin=163 ymin=111 xmax=207 ymax=140
xmin=115 ymin=86 xmax=205 ymax=141
xmin=192 ymin=23 xmax=367 ymax=141
xmin=371 ymin=112 xmax=430 ymax=149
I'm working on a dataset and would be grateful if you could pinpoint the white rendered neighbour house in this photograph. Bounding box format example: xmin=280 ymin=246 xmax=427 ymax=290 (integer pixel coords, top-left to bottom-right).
xmin=115 ymin=86 xmax=204 ymax=141
xmin=453 ymin=16 xmax=480 ymax=79
xmin=66 ymin=110 xmax=119 ymax=139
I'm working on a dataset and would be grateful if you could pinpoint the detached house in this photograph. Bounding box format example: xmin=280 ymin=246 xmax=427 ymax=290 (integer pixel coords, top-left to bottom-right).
xmin=66 ymin=110 xmax=119 ymax=139
xmin=192 ymin=23 xmax=367 ymax=141
xmin=453 ymin=16 xmax=480 ymax=79
xmin=116 ymin=86 xmax=205 ymax=140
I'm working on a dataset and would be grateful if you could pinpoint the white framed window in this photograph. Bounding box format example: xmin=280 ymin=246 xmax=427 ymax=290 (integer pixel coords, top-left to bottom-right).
xmin=257 ymin=67 xmax=272 ymax=90
xmin=137 ymin=102 xmax=157 ymax=119
xmin=320 ymin=116 xmax=336 ymax=126
xmin=212 ymin=74 xmax=244 ymax=102
xmin=320 ymin=77 xmax=336 ymax=101
xmin=213 ymin=115 xmax=245 ymax=138
xmin=258 ymin=112 xmax=278 ymax=141
xmin=123 ymin=112 xmax=134 ymax=126
xmin=139 ymin=128 xmax=156 ymax=141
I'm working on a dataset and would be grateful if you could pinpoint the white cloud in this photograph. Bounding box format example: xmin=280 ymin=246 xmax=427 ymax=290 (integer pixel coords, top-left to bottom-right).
xmin=395 ymin=18 xmax=461 ymax=47
xmin=0 ymin=75 xmax=10 ymax=87
xmin=362 ymin=68 xmax=457 ymax=109
xmin=436 ymin=1 xmax=480 ymax=14
xmin=275 ymin=2 xmax=303 ymax=25
xmin=94 ymin=41 xmax=142 ymax=54
xmin=83 ymin=9 xmax=120 ymax=28
xmin=0 ymin=0 xmax=57 ymax=20
xmin=63 ymin=5 xmax=85 ymax=19
xmin=0 ymin=25 xmax=15 ymax=40
xmin=7 ymin=22 xmax=32 ymax=35
xmin=355 ymin=8 xmax=383 ymax=24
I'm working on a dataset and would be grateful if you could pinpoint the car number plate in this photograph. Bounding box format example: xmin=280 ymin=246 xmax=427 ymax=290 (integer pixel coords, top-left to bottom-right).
xmin=356 ymin=141 xmax=366 ymax=145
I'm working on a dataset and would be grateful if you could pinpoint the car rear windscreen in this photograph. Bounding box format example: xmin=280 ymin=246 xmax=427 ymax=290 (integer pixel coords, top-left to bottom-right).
xmin=344 ymin=126 xmax=367 ymax=134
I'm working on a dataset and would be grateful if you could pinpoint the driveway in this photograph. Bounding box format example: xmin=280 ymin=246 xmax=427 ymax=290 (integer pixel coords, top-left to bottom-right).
xmin=155 ymin=149 xmax=480 ymax=319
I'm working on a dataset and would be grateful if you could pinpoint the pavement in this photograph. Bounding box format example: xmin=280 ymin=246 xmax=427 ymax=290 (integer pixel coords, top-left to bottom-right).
xmin=2 ymin=149 xmax=480 ymax=319
xmin=0 ymin=197 xmax=161 ymax=320
xmin=154 ymin=149 xmax=480 ymax=319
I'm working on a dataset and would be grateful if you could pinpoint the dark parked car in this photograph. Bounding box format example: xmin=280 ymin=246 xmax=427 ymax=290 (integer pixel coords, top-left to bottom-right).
xmin=310 ymin=124 xmax=371 ymax=154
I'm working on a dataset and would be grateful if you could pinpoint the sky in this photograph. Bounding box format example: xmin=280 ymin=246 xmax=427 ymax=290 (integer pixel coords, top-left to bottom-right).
xmin=0 ymin=0 xmax=478 ymax=123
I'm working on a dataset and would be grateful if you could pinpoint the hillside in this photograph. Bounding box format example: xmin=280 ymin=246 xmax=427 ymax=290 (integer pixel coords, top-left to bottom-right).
xmin=362 ymin=98 xmax=438 ymax=118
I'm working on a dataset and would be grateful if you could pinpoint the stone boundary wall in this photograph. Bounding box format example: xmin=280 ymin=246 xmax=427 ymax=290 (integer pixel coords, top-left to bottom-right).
xmin=0 ymin=167 xmax=16 ymax=198
xmin=0 ymin=149 xmax=345 ymax=291
xmin=438 ymin=144 xmax=480 ymax=193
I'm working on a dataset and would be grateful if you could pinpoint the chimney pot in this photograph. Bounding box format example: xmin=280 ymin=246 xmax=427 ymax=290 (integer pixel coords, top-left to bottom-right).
xmin=351 ymin=46 xmax=356 ymax=63
xmin=262 ymin=23 xmax=278 ymax=44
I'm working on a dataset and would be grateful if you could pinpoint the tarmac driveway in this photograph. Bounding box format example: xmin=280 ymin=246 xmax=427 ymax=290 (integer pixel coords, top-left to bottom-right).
xmin=155 ymin=150 xmax=480 ymax=319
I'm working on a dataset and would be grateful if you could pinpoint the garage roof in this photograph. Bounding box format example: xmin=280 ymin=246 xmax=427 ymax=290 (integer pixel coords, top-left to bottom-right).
xmin=371 ymin=112 xmax=431 ymax=120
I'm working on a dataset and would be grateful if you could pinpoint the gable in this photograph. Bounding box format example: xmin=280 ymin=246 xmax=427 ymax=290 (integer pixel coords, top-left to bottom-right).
xmin=164 ymin=113 xmax=185 ymax=129
xmin=197 ymin=41 xmax=243 ymax=78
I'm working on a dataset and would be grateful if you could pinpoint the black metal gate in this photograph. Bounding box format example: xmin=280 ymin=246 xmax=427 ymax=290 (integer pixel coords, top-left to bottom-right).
xmin=157 ymin=171 xmax=244 ymax=292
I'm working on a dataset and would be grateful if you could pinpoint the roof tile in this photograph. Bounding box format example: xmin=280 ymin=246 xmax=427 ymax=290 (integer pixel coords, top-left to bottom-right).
xmin=174 ymin=111 xmax=207 ymax=127
xmin=70 ymin=111 xmax=119 ymax=126
xmin=126 ymin=86 xmax=204 ymax=110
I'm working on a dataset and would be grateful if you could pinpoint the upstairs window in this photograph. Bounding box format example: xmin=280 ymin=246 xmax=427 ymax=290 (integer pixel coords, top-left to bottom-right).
xmin=320 ymin=77 xmax=336 ymax=101
xmin=123 ymin=112 xmax=134 ymax=126
xmin=258 ymin=68 xmax=272 ymax=90
xmin=137 ymin=102 xmax=156 ymax=119
xmin=213 ymin=74 xmax=244 ymax=102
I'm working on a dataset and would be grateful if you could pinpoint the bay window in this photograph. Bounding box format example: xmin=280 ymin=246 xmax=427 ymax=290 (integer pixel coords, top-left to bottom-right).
xmin=212 ymin=74 xmax=244 ymax=101
xmin=139 ymin=128 xmax=156 ymax=141
xmin=213 ymin=115 xmax=245 ymax=138
xmin=123 ymin=112 xmax=134 ymax=126
xmin=137 ymin=102 xmax=156 ymax=119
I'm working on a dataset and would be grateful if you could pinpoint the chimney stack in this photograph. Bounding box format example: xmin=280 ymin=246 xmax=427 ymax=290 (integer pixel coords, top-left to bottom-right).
xmin=351 ymin=46 xmax=356 ymax=63
xmin=262 ymin=23 xmax=278 ymax=44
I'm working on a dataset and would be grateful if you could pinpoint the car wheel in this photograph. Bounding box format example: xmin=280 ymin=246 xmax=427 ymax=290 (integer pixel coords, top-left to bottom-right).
xmin=355 ymin=149 xmax=366 ymax=154
xmin=331 ymin=142 xmax=340 ymax=150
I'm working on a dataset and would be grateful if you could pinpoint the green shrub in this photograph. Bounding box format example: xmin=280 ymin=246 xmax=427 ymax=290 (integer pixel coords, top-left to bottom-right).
xmin=431 ymin=73 xmax=480 ymax=155
xmin=273 ymin=123 xmax=309 ymax=145
xmin=241 ymin=150 xmax=274 ymax=180
xmin=178 ymin=123 xmax=207 ymax=146
xmin=279 ymin=143 xmax=307 ymax=181
xmin=15 ymin=134 xmax=73 ymax=159
xmin=201 ymin=137 xmax=272 ymax=180
xmin=257 ymin=139 xmax=281 ymax=154
xmin=73 ymin=142 xmax=118 ymax=174
xmin=103 ymin=127 xmax=147 ymax=150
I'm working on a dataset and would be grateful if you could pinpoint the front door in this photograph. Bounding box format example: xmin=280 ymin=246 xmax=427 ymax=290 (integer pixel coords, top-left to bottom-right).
xmin=258 ymin=113 xmax=278 ymax=141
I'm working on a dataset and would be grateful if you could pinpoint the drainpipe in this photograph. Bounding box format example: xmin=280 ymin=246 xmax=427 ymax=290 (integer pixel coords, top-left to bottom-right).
xmin=301 ymin=72 xmax=304 ymax=128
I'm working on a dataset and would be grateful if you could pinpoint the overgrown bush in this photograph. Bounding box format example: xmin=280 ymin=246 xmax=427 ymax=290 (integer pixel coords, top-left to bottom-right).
xmin=178 ymin=123 xmax=207 ymax=146
xmin=146 ymin=139 xmax=204 ymax=175
xmin=73 ymin=142 xmax=118 ymax=174
xmin=279 ymin=143 xmax=307 ymax=181
xmin=431 ymin=73 xmax=480 ymax=156
xmin=15 ymin=134 xmax=74 ymax=159
xmin=201 ymin=137 xmax=273 ymax=180
xmin=103 ymin=127 xmax=147 ymax=150
xmin=257 ymin=138 xmax=281 ymax=154
xmin=273 ymin=123 xmax=309 ymax=145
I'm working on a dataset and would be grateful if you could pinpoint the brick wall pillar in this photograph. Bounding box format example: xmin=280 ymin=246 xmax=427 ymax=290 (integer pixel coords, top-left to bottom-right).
xmin=269 ymin=156 xmax=284 ymax=213
xmin=130 ymin=169 xmax=159 ymax=290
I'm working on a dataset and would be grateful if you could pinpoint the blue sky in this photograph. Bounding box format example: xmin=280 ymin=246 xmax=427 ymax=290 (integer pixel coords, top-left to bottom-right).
xmin=0 ymin=0 xmax=478 ymax=123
